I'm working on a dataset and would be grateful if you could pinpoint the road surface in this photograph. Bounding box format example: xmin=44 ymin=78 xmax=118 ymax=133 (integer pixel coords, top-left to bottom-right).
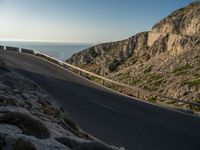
xmin=4 ymin=51 xmax=200 ymax=150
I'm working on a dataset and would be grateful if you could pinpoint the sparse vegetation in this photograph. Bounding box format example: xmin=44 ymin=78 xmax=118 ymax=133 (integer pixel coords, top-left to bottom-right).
xmin=107 ymin=83 xmax=121 ymax=91
xmin=129 ymin=79 xmax=140 ymax=85
xmin=143 ymin=85 xmax=157 ymax=91
xmin=90 ymin=76 xmax=102 ymax=84
xmin=90 ymin=49 xmax=98 ymax=58
xmin=144 ymin=66 xmax=153 ymax=74
xmin=148 ymin=96 xmax=157 ymax=103
xmin=144 ymin=73 xmax=162 ymax=82
xmin=125 ymin=77 xmax=140 ymax=85
xmin=172 ymin=64 xmax=193 ymax=76
xmin=152 ymin=79 xmax=166 ymax=87
xmin=193 ymin=72 xmax=200 ymax=77
xmin=183 ymin=78 xmax=200 ymax=88
xmin=195 ymin=66 xmax=200 ymax=72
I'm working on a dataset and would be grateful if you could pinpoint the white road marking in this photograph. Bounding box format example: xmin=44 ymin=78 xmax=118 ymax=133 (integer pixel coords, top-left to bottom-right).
xmin=89 ymin=99 xmax=120 ymax=113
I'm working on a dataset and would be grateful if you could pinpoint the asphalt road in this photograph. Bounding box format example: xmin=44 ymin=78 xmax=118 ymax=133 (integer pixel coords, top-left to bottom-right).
xmin=4 ymin=51 xmax=200 ymax=150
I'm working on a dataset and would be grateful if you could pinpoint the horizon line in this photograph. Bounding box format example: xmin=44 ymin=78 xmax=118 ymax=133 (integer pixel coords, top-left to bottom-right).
xmin=0 ymin=39 xmax=96 ymax=45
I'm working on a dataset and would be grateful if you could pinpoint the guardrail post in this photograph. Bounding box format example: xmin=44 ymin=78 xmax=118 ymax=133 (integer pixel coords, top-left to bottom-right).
xmin=0 ymin=46 xmax=5 ymax=66
xmin=0 ymin=46 xmax=4 ymax=57
xmin=78 ymin=70 xmax=81 ymax=75
xmin=137 ymin=90 xmax=140 ymax=98
xmin=102 ymin=79 xmax=105 ymax=86
xmin=188 ymin=100 xmax=192 ymax=110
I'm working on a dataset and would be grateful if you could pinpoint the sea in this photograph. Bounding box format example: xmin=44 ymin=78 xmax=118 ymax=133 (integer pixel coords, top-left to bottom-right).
xmin=0 ymin=41 xmax=94 ymax=61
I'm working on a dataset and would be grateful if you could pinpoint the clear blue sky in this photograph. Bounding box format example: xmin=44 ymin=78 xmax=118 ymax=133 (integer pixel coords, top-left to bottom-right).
xmin=0 ymin=0 xmax=194 ymax=43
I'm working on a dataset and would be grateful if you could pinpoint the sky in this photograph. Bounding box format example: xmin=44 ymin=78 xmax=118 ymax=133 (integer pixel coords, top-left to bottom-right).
xmin=0 ymin=0 xmax=194 ymax=43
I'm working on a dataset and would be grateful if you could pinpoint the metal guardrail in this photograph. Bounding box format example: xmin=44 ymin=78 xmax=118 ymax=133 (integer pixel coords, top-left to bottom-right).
xmin=21 ymin=48 xmax=35 ymax=54
xmin=2 ymin=46 xmax=200 ymax=109
xmin=0 ymin=46 xmax=5 ymax=63
xmin=5 ymin=46 xmax=20 ymax=52
xmin=0 ymin=46 xmax=3 ymax=60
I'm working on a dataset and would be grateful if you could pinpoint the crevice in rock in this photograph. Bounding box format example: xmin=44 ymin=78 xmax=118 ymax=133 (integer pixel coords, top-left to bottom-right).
xmin=0 ymin=112 xmax=50 ymax=139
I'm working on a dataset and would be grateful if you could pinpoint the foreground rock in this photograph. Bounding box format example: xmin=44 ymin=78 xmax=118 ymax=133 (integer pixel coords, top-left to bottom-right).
xmin=66 ymin=2 xmax=200 ymax=108
xmin=0 ymin=63 xmax=118 ymax=150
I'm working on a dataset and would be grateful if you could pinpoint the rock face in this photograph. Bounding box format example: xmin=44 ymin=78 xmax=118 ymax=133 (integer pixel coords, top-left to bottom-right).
xmin=152 ymin=2 xmax=200 ymax=36
xmin=0 ymin=63 xmax=117 ymax=150
xmin=66 ymin=2 xmax=200 ymax=102
xmin=67 ymin=32 xmax=149 ymax=75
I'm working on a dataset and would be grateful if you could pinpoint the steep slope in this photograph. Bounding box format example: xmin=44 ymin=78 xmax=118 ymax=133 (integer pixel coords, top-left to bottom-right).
xmin=66 ymin=2 xmax=200 ymax=105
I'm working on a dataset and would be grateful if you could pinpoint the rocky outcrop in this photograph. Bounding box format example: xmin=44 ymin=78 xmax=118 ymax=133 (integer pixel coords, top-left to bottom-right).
xmin=0 ymin=63 xmax=117 ymax=150
xmin=66 ymin=32 xmax=149 ymax=75
xmin=66 ymin=2 xmax=200 ymax=104
xmin=152 ymin=1 xmax=200 ymax=36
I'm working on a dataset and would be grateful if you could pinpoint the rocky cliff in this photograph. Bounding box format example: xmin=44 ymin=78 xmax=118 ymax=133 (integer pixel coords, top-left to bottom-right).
xmin=66 ymin=2 xmax=200 ymax=104
xmin=0 ymin=61 xmax=117 ymax=149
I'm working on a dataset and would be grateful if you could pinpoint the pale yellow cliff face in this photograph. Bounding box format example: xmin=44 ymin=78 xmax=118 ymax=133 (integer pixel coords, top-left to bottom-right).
xmin=167 ymin=34 xmax=182 ymax=56
xmin=152 ymin=24 xmax=173 ymax=35
xmin=185 ymin=18 xmax=200 ymax=36
xmin=152 ymin=18 xmax=200 ymax=37
xmin=147 ymin=32 xmax=161 ymax=47
xmin=147 ymin=31 xmax=198 ymax=57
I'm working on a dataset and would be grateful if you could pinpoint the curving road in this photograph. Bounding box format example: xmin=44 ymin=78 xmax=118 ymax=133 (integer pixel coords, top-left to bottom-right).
xmin=4 ymin=51 xmax=200 ymax=150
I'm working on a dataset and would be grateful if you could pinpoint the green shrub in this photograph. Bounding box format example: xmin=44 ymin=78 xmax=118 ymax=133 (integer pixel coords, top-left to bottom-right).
xmin=172 ymin=64 xmax=193 ymax=76
xmin=144 ymin=66 xmax=153 ymax=74
xmin=125 ymin=77 xmax=140 ymax=85
xmin=143 ymin=85 xmax=157 ymax=91
xmin=152 ymin=79 xmax=166 ymax=87
xmin=148 ymin=96 xmax=157 ymax=103
xmin=130 ymin=79 xmax=140 ymax=85
xmin=144 ymin=73 xmax=162 ymax=81
xmin=193 ymin=73 xmax=200 ymax=77
xmin=195 ymin=66 xmax=200 ymax=71
xmin=183 ymin=78 xmax=200 ymax=88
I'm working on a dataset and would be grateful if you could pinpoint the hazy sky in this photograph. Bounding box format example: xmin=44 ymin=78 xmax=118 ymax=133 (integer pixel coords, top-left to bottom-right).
xmin=0 ymin=0 xmax=194 ymax=43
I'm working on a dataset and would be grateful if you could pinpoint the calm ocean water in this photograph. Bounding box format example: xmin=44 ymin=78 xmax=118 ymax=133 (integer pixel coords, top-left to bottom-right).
xmin=0 ymin=41 xmax=93 ymax=61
